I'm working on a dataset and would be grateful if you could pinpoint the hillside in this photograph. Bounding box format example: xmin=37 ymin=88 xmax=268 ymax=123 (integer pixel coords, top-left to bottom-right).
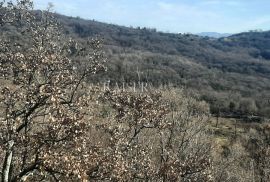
xmin=197 ymin=32 xmax=232 ymax=38
xmin=2 ymin=12 xmax=270 ymax=117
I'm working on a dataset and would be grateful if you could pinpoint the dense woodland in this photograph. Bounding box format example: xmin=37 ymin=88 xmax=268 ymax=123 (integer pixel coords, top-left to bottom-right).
xmin=1 ymin=1 xmax=270 ymax=181
xmin=2 ymin=10 xmax=270 ymax=118
xmin=57 ymin=14 xmax=270 ymax=118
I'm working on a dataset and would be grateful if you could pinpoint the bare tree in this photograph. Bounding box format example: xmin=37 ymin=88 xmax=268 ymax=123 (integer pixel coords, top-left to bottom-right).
xmin=0 ymin=1 xmax=105 ymax=181
xmin=246 ymin=124 xmax=270 ymax=182
xmin=157 ymin=89 xmax=213 ymax=181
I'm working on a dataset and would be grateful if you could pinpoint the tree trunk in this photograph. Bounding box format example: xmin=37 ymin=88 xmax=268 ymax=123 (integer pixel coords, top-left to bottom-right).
xmin=234 ymin=120 xmax=237 ymax=138
xmin=215 ymin=113 xmax=219 ymax=127
xmin=2 ymin=140 xmax=14 ymax=182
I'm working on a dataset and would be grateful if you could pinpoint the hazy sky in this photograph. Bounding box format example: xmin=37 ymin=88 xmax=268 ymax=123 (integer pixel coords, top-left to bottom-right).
xmin=34 ymin=0 xmax=270 ymax=33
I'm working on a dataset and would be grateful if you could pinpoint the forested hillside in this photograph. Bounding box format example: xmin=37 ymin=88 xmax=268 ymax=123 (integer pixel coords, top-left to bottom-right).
xmin=56 ymin=14 xmax=270 ymax=118
xmin=1 ymin=2 xmax=270 ymax=181
xmin=3 ymin=11 xmax=270 ymax=117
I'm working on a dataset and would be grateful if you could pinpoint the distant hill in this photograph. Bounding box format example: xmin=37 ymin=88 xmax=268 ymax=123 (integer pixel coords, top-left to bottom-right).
xmin=197 ymin=32 xmax=232 ymax=38
xmin=2 ymin=11 xmax=270 ymax=117
xmin=41 ymin=13 xmax=270 ymax=117
xmin=220 ymin=31 xmax=270 ymax=60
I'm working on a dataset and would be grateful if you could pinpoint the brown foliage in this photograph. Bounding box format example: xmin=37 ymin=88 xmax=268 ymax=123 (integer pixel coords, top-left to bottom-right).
xmin=0 ymin=1 xmax=105 ymax=181
xmin=0 ymin=1 xmax=214 ymax=181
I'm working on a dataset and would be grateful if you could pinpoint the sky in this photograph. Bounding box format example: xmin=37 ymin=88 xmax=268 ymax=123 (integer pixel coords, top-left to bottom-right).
xmin=34 ymin=0 xmax=270 ymax=34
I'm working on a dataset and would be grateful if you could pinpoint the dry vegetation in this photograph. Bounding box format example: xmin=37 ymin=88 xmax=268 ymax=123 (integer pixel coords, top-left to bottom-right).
xmin=0 ymin=1 xmax=270 ymax=182
xmin=53 ymin=11 xmax=270 ymax=118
